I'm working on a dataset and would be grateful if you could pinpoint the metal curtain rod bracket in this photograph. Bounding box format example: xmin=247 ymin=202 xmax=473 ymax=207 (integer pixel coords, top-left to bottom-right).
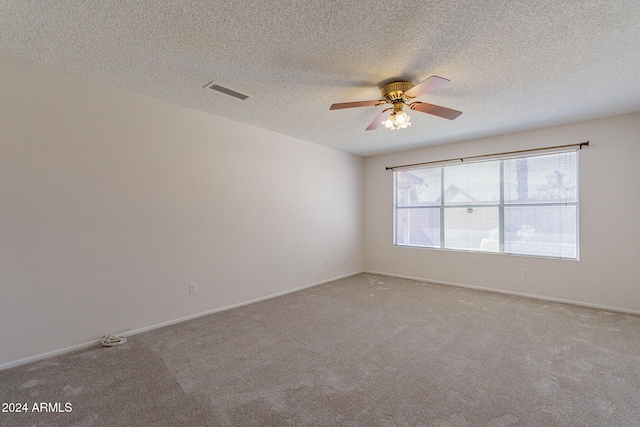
xmin=385 ymin=141 xmax=589 ymax=171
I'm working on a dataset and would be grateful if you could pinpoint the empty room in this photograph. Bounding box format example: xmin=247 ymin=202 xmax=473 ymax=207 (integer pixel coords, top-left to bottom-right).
xmin=1 ymin=1 xmax=639 ymax=426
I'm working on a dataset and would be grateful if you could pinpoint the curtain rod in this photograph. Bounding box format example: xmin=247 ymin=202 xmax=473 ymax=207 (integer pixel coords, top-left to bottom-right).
xmin=385 ymin=141 xmax=589 ymax=171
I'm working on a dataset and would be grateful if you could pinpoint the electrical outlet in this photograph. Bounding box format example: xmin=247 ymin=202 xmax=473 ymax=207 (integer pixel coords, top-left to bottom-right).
xmin=522 ymin=268 xmax=529 ymax=278
xmin=324 ymin=259 xmax=329 ymax=267
xmin=190 ymin=283 xmax=197 ymax=294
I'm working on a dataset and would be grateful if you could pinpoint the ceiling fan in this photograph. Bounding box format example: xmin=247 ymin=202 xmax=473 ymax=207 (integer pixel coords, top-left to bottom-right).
xmin=330 ymin=76 xmax=462 ymax=131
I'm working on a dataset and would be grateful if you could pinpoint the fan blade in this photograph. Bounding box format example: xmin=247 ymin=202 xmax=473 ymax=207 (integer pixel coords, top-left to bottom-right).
xmin=410 ymin=102 xmax=462 ymax=120
xmin=404 ymin=76 xmax=450 ymax=98
xmin=366 ymin=109 xmax=393 ymax=131
xmin=330 ymin=100 xmax=386 ymax=110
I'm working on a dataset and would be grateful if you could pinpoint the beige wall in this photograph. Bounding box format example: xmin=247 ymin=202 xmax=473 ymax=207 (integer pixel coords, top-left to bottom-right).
xmin=364 ymin=113 xmax=640 ymax=313
xmin=0 ymin=55 xmax=364 ymax=367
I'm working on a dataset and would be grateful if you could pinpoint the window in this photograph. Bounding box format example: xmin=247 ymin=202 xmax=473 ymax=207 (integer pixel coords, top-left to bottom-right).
xmin=394 ymin=151 xmax=579 ymax=259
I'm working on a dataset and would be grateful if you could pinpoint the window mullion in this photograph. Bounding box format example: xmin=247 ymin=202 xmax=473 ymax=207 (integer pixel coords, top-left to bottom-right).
xmin=499 ymin=160 xmax=505 ymax=253
xmin=440 ymin=165 xmax=445 ymax=248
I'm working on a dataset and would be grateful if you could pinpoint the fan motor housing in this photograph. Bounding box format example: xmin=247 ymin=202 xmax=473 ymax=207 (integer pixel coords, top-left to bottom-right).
xmin=382 ymin=81 xmax=415 ymax=101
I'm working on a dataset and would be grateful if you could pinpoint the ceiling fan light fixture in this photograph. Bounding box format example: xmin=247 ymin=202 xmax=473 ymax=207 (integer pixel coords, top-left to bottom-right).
xmin=384 ymin=116 xmax=394 ymax=128
xmin=383 ymin=109 xmax=412 ymax=130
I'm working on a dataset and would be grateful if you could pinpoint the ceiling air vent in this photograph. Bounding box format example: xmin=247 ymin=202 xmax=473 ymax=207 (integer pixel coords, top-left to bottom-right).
xmin=205 ymin=82 xmax=249 ymax=100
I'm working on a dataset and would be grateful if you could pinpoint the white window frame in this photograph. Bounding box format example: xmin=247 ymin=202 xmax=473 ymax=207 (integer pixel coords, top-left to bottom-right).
xmin=393 ymin=150 xmax=579 ymax=259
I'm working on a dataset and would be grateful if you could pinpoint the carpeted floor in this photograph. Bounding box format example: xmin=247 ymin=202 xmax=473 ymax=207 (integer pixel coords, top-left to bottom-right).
xmin=2 ymin=273 xmax=640 ymax=426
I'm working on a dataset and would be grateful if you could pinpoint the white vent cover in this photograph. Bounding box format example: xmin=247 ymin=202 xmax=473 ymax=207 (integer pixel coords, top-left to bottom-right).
xmin=204 ymin=82 xmax=249 ymax=100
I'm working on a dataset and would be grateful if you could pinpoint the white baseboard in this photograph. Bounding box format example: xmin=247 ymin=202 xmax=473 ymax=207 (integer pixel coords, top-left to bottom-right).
xmin=364 ymin=270 xmax=640 ymax=316
xmin=0 ymin=340 xmax=104 ymax=372
xmin=0 ymin=271 xmax=364 ymax=371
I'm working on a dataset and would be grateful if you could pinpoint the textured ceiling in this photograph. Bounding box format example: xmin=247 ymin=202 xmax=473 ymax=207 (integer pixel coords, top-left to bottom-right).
xmin=1 ymin=1 xmax=639 ymax=156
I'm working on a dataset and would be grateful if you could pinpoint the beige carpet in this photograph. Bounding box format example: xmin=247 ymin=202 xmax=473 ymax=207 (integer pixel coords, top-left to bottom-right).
xmin=1 ymin=273 xmax=639 ymax=426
